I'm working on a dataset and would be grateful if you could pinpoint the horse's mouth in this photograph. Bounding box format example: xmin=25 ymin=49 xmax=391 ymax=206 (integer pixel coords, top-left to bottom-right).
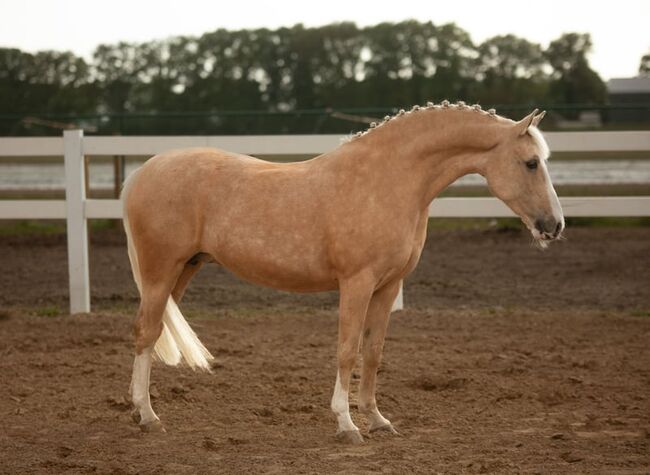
xmin=523 ymin=219 xmax=563 ymax=248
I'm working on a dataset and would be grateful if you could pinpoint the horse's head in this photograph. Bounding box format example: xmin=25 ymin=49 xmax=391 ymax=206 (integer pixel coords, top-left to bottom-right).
xmin=484 ymin=110 xmax=564 ymax=247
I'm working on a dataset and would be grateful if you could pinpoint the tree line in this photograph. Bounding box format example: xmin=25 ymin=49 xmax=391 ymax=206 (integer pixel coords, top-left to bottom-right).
xmin=0 ymin=21 xmax=626 ymax=134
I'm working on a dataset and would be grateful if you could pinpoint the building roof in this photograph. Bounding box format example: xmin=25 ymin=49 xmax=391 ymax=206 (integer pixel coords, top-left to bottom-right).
xmin=607 ymin=77 xmax=650 ymax=94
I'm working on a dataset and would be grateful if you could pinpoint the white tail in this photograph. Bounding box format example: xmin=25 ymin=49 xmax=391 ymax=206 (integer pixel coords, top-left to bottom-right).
xmin=121 ymin=169 xmax=214 ymax=371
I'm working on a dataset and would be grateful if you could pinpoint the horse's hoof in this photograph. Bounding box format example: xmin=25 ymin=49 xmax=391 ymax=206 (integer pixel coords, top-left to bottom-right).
xmin=369 ymin=423 xmax=400 ymax=436
xmin=140 ymin=419 xmax=166 ymax=433
xmin=336 ymin=429 xmax=364 ymax=445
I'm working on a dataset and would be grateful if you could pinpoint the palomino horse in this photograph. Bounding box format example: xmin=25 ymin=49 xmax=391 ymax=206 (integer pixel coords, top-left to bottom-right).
xmin=123 ymin=101 xmax=563 ymax=444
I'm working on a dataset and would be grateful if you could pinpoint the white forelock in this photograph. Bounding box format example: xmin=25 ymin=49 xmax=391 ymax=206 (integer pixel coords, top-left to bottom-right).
xmin=527 ymin=125 xmax=550 ymax=160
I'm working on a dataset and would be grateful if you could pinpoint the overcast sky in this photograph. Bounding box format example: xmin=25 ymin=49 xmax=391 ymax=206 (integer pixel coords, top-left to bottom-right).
xmin=1 ymin=0 xmax=648 ymax=80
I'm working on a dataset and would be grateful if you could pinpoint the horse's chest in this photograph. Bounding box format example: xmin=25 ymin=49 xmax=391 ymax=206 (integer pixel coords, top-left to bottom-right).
xmin=385 ymin=213 xmax=428 ymax=281
xmin=403 ymin=230 xmax=426 ymax=275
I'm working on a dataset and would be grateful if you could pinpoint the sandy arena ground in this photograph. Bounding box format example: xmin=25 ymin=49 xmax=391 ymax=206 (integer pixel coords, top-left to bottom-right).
xmin=0 ymin=226 xmax=649 ymax=474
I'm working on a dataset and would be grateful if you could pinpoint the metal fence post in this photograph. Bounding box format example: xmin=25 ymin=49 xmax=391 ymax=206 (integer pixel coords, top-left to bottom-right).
xmin=391 ymin=281 xmax=404 ymax=312
xmin=64 ymin=129 xmax=90 ymax=314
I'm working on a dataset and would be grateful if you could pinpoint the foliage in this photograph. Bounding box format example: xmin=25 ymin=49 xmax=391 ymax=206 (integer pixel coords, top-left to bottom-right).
xmin=640 ymin=51 xmax=650 ymax=76
xmin=544 ymin=33 xmax=606 ymax=107
xmin=0 ymin=21 xmax=607 ymax=135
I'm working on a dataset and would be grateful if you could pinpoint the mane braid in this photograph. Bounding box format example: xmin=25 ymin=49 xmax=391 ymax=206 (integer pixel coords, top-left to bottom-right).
xmin=345 ymin=100 xmax=500 ymax=142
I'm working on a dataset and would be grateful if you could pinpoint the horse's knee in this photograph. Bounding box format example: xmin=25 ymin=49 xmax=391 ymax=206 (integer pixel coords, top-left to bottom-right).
xmin=362 ymin=342 xmax=384 ymax=367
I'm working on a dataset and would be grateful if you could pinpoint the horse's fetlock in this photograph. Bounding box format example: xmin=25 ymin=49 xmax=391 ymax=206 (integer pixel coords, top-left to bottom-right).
xmin=131 ymin=394 xmax=146 ymax=407
xmin=358 ymin=400 xmax=376 ymax=414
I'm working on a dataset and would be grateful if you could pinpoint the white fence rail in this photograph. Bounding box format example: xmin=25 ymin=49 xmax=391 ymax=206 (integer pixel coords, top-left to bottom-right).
xmin=1 ymin=130 xmax=649 ymax=314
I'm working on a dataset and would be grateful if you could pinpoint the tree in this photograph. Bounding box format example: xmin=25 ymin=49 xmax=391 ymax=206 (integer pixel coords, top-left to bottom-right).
xmin=475 ymin=35 xmax=548 ymax=104
xmin=544 ymin=33 xmax=606 ymax=105
xmin=640 ymin=52 xmax=650 ymax=76
xmin=0 ymin=22 xmax=615 ymax=135
xmin=93 ymin=42 xmax=150 ymax=113
xmin=0 ymin=48 xmax=95 ymax=114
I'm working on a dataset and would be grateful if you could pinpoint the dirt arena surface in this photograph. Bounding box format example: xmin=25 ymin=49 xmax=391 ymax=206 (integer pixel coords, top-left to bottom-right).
xmin=1 ymin=226 xmax=649 ymax=473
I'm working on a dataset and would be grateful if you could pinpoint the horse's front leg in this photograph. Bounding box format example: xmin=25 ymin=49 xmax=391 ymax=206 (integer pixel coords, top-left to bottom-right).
xmin=359 ymin=279 xmax=401 ymax=434
xmin=331 ymin=272 xmax=375 ymax=445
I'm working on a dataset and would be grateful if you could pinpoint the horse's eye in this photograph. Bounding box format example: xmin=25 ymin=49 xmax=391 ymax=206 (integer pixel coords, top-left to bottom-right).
xmin=525 ymin=159 xmax=538 ymax=170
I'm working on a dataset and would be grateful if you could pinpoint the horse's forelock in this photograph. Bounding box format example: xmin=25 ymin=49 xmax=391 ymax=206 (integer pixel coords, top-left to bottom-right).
xmin=527 ymin=126 xmax=550 ymax=160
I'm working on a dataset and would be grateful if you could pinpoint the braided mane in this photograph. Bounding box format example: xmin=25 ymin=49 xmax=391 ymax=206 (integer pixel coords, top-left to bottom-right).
xmin=346 ymin=100 xmax=499 ymax=142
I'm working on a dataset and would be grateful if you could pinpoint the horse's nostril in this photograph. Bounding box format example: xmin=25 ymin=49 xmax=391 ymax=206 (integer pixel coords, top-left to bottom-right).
xmin=536 ymin=218 xmax=561 ymax=236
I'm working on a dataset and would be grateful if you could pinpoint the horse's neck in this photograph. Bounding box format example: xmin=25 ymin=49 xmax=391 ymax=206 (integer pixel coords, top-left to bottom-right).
xmin=334 ymin=109 xmax=502 ymax=210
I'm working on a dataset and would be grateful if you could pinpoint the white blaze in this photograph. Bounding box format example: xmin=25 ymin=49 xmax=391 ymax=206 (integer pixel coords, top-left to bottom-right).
xmin=528 ymin=126 xmax=564 ymax=227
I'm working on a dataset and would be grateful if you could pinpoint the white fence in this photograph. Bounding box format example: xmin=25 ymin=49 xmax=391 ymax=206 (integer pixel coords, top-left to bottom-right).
xmin=1 ymin=130 xmax=650 ymax=314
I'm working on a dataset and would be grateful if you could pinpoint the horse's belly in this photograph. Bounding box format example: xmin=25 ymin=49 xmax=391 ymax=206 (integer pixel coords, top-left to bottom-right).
xmin=222 ymin=259 xmax=338 ymax=292
xmin=211 ymin=243 xmax=338 ymax=293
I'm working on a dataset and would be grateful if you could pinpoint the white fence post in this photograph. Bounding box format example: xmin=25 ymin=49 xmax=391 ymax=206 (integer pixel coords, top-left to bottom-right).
xmin=391 ymin=280 xmax=404 ymax=312
xmin=64 ymin=130 xmax=90 ymax=314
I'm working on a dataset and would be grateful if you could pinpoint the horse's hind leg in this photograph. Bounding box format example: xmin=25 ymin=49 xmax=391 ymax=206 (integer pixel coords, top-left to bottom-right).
xmin=359 ymin=279 xmax=401 ymax=434
xmin=171 ymin=253 xmax=211 ymax=303
xmin=130 ymin=347 xmax=161 ymax=432
xmin=130 ymin=260 xmax=184 ymax=432
xmin=172 ymin=263 xmax=202 ymax=303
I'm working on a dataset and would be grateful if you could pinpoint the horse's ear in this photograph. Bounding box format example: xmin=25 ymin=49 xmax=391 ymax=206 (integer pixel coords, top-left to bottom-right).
xmin=531 ymin=110 xmax=546 ymax=127
xmin=515 ymin=109 xmax=539 ymax=136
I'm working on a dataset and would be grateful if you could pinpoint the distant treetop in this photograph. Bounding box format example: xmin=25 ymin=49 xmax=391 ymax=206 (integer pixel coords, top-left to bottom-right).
xmin=0 ymin=21 xmax=610 ymax=134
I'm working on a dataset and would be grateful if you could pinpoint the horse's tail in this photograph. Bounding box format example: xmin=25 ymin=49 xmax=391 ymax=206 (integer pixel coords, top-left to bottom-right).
xmin=121 ymin=169 xmax=213 ymax=371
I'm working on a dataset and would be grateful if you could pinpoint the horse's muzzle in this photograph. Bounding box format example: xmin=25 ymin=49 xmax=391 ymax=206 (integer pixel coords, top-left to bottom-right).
xmin=534 ymin=216 xmax=564 ymax=240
